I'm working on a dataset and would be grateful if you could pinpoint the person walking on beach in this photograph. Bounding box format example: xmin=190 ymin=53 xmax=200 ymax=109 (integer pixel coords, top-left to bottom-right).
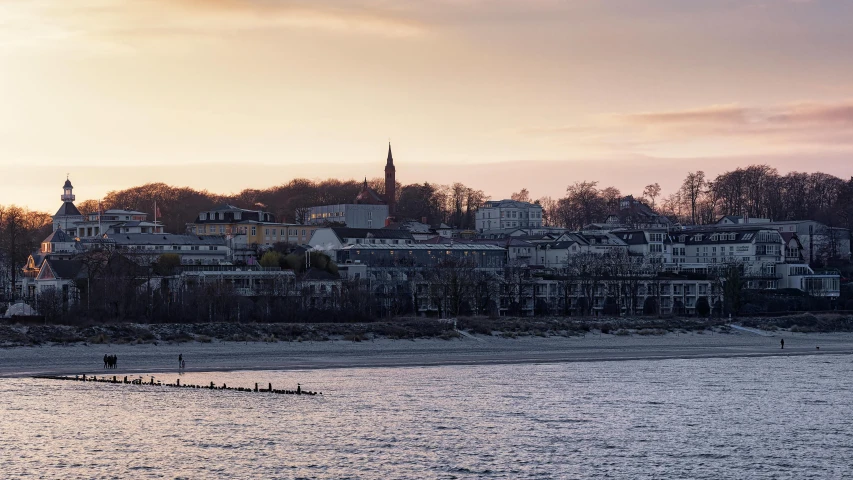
xmin=178 ymin=353 xmax=183 ymax=369
xmin=781 ymin=338 xmax=785 ymax=349
xmin=104 ymin=354 xmax=108 ymax=369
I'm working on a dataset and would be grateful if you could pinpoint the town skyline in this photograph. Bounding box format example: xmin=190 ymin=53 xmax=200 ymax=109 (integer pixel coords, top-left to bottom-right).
xmin=4 ymin=152 xmax=853 ymax=213
xmin=3 ymin=0 xmax=853 ymax=210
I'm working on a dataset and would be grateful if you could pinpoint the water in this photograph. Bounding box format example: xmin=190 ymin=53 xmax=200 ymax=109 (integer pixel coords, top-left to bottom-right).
xmin=2 ymin=355 xmax=852 ymax=479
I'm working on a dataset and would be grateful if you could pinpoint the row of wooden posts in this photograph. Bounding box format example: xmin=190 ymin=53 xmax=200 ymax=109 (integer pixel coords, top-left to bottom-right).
xmin=36 ymin=375 xmax=321 ymax=396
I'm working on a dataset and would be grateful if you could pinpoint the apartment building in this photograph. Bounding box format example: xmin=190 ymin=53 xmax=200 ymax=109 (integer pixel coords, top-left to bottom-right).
xmin=188 ymin=205 xmax=318 ymax=247
xmin=475 ymin=200 xmax=543 ymax=232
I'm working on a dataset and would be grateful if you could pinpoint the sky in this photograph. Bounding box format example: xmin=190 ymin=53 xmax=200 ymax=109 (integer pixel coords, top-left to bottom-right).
xmin=2 ymin=0 xmax=852 ymax=212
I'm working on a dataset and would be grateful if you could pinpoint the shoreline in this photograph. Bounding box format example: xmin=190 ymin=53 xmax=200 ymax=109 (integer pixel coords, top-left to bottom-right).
xmin=2 ymin=330 xmax=852 ymax=378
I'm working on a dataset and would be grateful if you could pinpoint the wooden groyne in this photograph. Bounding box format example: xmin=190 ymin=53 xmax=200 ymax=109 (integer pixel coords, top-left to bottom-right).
xmin=34 ymin=375 xmax=321 ymax=396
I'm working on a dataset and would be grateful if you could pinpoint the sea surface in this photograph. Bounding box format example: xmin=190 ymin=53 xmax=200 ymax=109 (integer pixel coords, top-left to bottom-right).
xmin=1 ymin=355 xmax=852 ymax=479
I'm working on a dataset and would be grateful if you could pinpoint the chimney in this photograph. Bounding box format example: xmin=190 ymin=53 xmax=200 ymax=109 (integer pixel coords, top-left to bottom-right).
xmin=421 ymin=216 xmax=427 ymax=224
xmin=385 ymin=217 xmax=392 ymax=227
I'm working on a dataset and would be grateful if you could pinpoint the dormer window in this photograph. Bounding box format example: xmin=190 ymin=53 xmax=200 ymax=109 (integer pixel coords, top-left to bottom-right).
xmin=200 ymin=213 xmax=207 ymax=221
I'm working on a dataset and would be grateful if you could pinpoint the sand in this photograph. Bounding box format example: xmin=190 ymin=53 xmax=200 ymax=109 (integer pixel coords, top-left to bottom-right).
xmin=2 ymin=329 xmax=852 ymax=378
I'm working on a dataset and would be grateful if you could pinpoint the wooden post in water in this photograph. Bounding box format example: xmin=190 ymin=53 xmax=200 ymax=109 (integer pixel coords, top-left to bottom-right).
xmin=268 ymin=383 xmax=272 ymax=392
xmin=254 ymin=383 xmax=258 ymax=392
xmin=177 ymin=379 xmax=180 ymax=387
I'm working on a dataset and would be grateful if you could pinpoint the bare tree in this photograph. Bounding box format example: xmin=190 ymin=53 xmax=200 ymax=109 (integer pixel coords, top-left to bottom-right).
xmin=680 ymin=171 xmax=707 ymax=225
xmin=642 ymin=183 xmax=662 ymax=209
xmin=511 ymin=188 xmax=531 ymax=203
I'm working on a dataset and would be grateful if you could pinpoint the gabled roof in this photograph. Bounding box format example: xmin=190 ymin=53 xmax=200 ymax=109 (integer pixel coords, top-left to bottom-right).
xmin=39 ymin=259 xmax=85 ymax=280
xmin=55 ymin=202 xmax=82 ymax=217
xmin=539 ymin=241 xmax=579 ymax=250
xmin=615 ymin=231 xmax=649 ymax=245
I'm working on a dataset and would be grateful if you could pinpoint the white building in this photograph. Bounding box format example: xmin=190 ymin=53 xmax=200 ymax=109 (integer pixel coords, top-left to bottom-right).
xmin=52 ymin=178 xmax=162 ymax=238
xmin=475 ymin=200 xmax=543 ymax=232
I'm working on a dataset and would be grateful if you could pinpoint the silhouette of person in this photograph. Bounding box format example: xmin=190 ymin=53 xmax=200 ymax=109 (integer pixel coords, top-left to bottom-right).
xmin=178 ymin=353 xmax=183 ymax=369
xmin=781 ymin=338 xmax=785 ymax=349
xmin=104 ymin=354 xmax=108 ymax=369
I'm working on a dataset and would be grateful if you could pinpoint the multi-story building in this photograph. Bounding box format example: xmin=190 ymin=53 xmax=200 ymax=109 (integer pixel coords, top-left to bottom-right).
xmin=714 ymin=216 xmax=851 ymax=264
xmin=336 ymin=243 xmax=507 ymax=269
xmin=52 ymin=178 xmax=162 ymax=238
xmin=306 ymin=203 xmax=389 ymax=229
xmin=188 ymin=204 xmax=318 ymax=248
xmin=475 ymin=200 xmax=543 ymax=232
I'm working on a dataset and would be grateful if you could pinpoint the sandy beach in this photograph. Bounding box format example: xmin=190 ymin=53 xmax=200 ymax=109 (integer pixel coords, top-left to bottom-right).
xmin=2 ymin=328 xmax=852 ymax=378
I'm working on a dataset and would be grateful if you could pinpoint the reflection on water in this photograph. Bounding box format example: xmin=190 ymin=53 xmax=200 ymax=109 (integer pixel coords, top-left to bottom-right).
xmin=2 ymin=356 xmax=852 ymax=479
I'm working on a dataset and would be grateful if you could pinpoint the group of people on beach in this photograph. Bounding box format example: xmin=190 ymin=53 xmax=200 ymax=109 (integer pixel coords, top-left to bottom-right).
xmin=103 ymin=354 xmax=118 ymax=369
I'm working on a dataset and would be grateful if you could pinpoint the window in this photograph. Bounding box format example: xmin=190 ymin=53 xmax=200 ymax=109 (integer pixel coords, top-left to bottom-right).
xmin=219 ymin=226 xmax=225 ymax=234
xmin=251 ymin=227 xmax=256 ymax=236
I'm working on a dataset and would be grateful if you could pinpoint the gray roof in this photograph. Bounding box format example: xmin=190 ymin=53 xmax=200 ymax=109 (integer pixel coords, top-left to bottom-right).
xmin=340 ymin=243 xmax=505 ymax=251
xmin=482 ymin=199 xmax=541 ymax=209
xmin=44 ymin=259 xmax=85 ymax=280
xmin=43 ymin=229 xmax=74 ymax=243
xmin=105 ymin=233 xmax=227 ymax=246
xmin=55 ymin=202 xmax=82 ymax=217
xmin=672 ymin=228 xmax=773 ymax=245
xmin=614 ymin=231 xmax=649 ymax=245
xmin=539 ymin=241 xmax=579 ymax=250
xmin=332 ymin=227 xmax=414 ymax=241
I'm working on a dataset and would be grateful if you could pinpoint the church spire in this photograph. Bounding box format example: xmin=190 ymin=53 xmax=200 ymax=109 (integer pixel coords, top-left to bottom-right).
xmin=384 ymin=142 xmax=396 ymax=217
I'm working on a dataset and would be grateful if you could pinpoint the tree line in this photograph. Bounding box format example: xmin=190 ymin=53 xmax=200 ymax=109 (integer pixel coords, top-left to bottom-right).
xmin=527 ymin=165 xmax=853 ymax=231
xmin=73 ymin=179 xmax=487 ymax=232
xmin=0 ymin=206 xmax=53 ymax=300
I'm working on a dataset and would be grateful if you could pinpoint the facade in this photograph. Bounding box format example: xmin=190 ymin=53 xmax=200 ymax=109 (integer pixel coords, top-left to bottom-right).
xmin=336 ymin=243 xmax=507 ymax=269
xmin=189 ymin=204 xmax=318 ymax=248
xmin=475 ymin=200 xmax=543 ymax=232
xmin=714 ymin=217 xmax=851 ymax=263
xmin=89 ymin=233 xmax=230 ymax=265
xmin=306 ymin=204 xmax=389 ymax=229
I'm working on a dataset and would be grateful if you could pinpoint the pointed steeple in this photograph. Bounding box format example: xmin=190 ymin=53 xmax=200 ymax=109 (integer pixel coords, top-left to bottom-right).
xmin=386 ymin=142 xmax=394 ymax=167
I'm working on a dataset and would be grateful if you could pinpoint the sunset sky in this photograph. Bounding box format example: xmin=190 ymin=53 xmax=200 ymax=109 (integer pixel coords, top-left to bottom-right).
xmin=2 ymin=0 xmax=852 ymax=212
